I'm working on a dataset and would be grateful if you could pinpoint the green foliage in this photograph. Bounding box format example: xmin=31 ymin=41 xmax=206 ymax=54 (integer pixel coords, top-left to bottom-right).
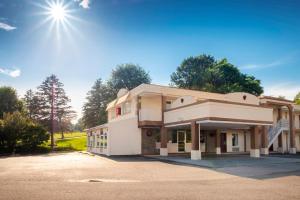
xmin=74 ymin=118 xmax=84 ymax=132
xmin=83 ymin=78 xmax=111 ymax=128
xmin=23 ymin=89 xmax=41 ymax=120
xmin=107 ymin=63 xmax=151 ymax=94
xmin=83 ymin=64 xmax=151 ymax=128
xmin=0 ymin=86 xmax=24 ymax=118
xmin=35 ymin=74 xmax=75 ymax=147
xmin=294 ymin=92 xmax=300 ymax=105
xmin=19 ymin=124 xmax=49 ymax=151
xmin=0 ymin=112 xmax=49 ymax=154
xmin=171 ymin=55 xmax=263 ymax=96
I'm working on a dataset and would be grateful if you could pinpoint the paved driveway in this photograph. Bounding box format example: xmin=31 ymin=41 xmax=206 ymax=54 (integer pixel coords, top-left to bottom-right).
xmin=149 ymin=153 xmax=300 ymax=179
xmin=0 ymin=152 xmax=300 ymax=200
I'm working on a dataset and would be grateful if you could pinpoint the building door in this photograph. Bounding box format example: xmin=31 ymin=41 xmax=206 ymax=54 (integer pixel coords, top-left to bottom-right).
xmin=177 ymin=131 xmax=185 ymax=152
xmin=221 ymin=133 xmax=227 ymax=153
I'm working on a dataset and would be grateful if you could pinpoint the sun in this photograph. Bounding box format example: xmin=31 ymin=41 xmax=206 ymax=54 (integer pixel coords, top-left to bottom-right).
xmin=34 ymin=0 xmax=82 ymax=43
xmin=50 ymin=3 xmax=66 ymax=21
xmin=46 ymin=1 xmax=69 ymax=23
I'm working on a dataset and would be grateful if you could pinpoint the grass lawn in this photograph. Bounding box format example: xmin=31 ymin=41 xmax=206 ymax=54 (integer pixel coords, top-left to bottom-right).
xmin=41 ymin=132 xmax=87 ymax=152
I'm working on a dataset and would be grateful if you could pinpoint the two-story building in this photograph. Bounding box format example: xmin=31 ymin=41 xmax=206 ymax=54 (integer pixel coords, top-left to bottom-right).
xmin=86 ymin=84 xmax=300 ymax=160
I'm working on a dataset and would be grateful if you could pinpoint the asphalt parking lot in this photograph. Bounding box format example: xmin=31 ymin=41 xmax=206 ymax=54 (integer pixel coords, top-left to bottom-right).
xmin=0 ymin=152 xmax=300 ymax=200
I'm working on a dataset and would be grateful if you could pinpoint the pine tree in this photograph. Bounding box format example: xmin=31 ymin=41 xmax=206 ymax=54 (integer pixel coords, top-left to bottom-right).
xmin=37 ymin=74 xmax=75 ymax=149
xmin=23 ymin=89 xmax=41 ymax=120
xmin=82 ymin=79 xmax=112 ymax=128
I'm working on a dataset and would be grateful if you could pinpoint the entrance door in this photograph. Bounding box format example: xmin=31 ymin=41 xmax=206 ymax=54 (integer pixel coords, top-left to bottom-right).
xmin=177 ymin=131 xmax=185 ymax=152
xmin=220 ymin=133 xmax=227 ymax=153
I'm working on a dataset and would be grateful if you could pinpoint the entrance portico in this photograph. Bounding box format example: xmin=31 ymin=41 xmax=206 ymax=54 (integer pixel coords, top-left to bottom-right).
xmin=159 ymin=119 xmax=271 ymax=160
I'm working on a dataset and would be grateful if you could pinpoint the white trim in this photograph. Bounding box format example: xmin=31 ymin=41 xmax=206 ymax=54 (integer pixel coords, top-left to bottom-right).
xmin=165 ymin=122 xmax=191 ymax=128
xmin=177 ymin=130 xmax=186 ymax=152
xmin=197 ymin=120 xmax=272 ymax=126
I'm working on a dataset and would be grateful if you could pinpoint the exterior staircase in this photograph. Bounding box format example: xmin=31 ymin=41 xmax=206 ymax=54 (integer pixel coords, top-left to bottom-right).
xmin=268 ymin=119 xmax=289 ymax=148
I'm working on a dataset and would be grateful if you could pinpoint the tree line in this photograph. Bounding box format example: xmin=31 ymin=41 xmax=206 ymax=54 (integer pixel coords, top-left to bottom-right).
xmin=0 ymin=75 xmax=75 ymax=153
xmin=82 ymin=54 xmax=266 ymax=128
xmin=2 ymin=53 xmax=300 ymax=153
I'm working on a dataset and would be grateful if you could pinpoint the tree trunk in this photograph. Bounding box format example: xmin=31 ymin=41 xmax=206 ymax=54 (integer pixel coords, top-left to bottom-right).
xmin=61 ymin=129 xmax=64 ymax=139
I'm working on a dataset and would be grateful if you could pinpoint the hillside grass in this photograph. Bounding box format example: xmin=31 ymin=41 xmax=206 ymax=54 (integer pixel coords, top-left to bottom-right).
xmin=41 ymin=131 xmax=87 ymax=152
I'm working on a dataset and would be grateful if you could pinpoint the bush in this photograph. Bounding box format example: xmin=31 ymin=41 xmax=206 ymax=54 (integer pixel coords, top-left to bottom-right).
xmin=0 ymin=112 xmax=49 ymax=154
xmin=19 ymin=124 xmax=49 ymax=152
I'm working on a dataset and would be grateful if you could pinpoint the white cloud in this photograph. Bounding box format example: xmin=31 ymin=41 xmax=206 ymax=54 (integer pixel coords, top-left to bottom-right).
xmin=263 ymin=82 xmax=300 ymax=100
xmin=241 ymin=60 xmax=284 ymax=70
xmin=241 ymin=52 xmax=298 ymax=70
xmin=0 ymin=68 xmax=21 ymax=78
xmin=75 ymin=0 xmax=90 ymax=9
xmin=0 ymin=22 xmax=16 ymax=31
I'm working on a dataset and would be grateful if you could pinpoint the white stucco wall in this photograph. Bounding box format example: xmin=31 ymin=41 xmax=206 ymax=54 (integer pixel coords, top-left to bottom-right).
xmin=108 ymin=115 xmax=141 ymax=155
xmin=164 ymin=101 xmax=273 ymax=124
xmin=170 ymin=96 xmax=197 ymax=109
xmin=140 ymin=95 xmax=162 ymax=121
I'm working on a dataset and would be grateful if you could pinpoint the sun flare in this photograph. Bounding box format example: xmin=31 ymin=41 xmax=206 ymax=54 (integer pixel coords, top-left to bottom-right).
xmin=50 ymin=4 xmax=66 ymax=21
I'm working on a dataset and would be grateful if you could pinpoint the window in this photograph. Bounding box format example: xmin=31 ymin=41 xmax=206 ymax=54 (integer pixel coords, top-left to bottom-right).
xmin=171 ymin=131 xmax=177 ymax=143
xmin=232 ymin=133 xmax=238 ymax=147
xmin=122 ymin=101 xmax=131 ymax=114
xmin=165 ymin=101 xmax=172 ymax=109
xmin=116 ymin=107 xmax=121 ymax=116
xmin=186 ymin=130 xmax=191 ymax=143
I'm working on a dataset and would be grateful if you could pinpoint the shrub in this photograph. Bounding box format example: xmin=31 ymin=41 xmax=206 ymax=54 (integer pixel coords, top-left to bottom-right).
xmin=19 ymin=124 xmax=49 ymax=151
xmin=0 ymin=112 xmax=49 ymax=154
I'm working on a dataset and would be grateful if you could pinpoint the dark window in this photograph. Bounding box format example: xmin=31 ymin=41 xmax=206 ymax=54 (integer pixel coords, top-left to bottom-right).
xmin=186 ymin=130 xmax=191 ymax=143
xmin=232 ymin=134 xmax=238 ymax=146
xmin=172 ymin=131 xmax=177 ymax=143
xmin=116 ymin=107 xmax=121 ymax=116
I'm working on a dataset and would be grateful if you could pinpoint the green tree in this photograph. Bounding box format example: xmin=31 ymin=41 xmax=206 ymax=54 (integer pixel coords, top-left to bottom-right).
xmin=0 ymin=86 xmax=24 ymax=118
xmin=36 ymin=74 xmax=74 ymax=149
xmin=83 ymin=79 xmax=111 ymax=128
xmin=74 ymin=118 xmax=84 ymax=132
xmin=82 ymin=64 xmax=151 ymax=128
xmin=294 ymin=92 xmax=300 ymax=105
xmin=20 ymin=123 xmax=49 ymax=151
xmin=1 ymin=112 xmax=28 ymax=153
xmin=170 ymin=54 xmax=263 ymax=96
xmin=0 ymin=112 xmax=49 ymax=153
xmin=107 ymin=63 xmax=151 ymax=95
xmin=23 ymin=89 xmax=41 ymax=120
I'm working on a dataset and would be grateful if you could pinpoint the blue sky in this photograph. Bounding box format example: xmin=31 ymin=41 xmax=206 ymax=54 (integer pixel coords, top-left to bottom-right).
xmin=1 ymin=0 xmax=300 ymax=120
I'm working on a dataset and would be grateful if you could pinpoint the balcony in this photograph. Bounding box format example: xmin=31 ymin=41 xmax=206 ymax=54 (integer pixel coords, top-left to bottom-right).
xmin=164 ymin=100 xmax=273 ymax=126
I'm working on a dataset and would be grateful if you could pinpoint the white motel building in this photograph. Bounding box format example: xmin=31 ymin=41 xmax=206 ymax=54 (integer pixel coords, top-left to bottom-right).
xmin=86 ymin=84 xmax=300 ymax=160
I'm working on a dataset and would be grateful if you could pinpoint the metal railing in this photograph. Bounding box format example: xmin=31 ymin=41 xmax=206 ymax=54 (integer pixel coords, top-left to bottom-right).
xmin=268 ymin=119 xmax=289 ymax=148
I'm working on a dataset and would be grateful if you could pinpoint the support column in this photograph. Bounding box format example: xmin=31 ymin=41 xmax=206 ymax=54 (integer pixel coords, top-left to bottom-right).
xmin=160 ymin=127 xmax=168 ymax=156
xmin=260 ymin=126 xmax=269 ymax=155
xmin=250 ymin=126 xmax=260 ymax=158
xmin=191 ymin=121 xmax=201 ymax=160
xmin=215 ymin=129 xmax=221 ymax=155
xmin=288 ymin=105 xmax=296 ymax=154
xmin=277 ymin=107 xmax=284 ymax=153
